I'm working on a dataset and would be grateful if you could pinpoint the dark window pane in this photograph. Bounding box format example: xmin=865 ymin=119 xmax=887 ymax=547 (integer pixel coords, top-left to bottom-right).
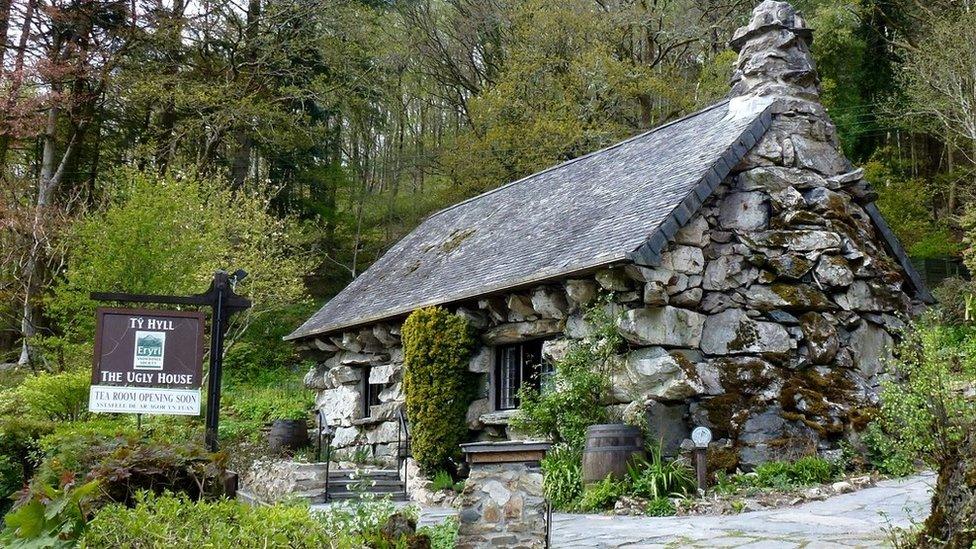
xmin=540 ymin=359 xmax=555 ymax=394
xmin=362 ymin=366 xmax=385 ymax=417
xmin=494 ymin=339 xmax=549 ymax=410
xmin=498 ymin=345 xmax=520 ymax=410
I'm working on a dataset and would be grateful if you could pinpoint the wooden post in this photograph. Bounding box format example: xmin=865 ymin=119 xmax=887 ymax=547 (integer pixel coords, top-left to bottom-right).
xmin=694 ymin=447 xmax=707 ymax=494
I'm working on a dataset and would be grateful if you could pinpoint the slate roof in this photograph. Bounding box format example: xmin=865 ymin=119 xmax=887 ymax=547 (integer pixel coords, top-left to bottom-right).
xmin=287 ymin=97 xmax=778 ymax=340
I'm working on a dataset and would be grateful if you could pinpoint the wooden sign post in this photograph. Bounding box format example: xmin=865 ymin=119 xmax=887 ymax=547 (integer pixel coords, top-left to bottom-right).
xmin=91 ymin=269 xmax=251 ymax=451
xmin=691 ymin=426 xmax=712 ymax=495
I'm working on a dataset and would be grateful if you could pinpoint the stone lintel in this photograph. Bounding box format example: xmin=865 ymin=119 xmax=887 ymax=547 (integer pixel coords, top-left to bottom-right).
xmin=481 ymin=319 xmax=564 ymax=344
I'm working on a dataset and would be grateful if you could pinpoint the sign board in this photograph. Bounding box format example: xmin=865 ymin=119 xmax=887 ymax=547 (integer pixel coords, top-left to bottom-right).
xmin=90 ymin=308 xmax=205 ymax=416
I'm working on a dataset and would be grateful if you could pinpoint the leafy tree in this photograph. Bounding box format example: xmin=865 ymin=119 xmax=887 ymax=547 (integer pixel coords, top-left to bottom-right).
xmin=869 ymin=151 xmax=960 ymax=259
xmin=44 ymin=169 xmax=313 ymax=364
xmin=898 ymin=7 xmax=976 ymax=163
xmin=439 ymin=0 xmax=739 ymax=195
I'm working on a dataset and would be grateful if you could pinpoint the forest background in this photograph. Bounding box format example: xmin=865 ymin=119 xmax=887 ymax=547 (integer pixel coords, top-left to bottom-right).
xmin=1 ymin=0 xmax=974 ymax=366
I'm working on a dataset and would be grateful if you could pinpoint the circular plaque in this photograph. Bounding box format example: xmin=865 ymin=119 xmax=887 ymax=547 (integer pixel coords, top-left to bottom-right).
xmin=691 ymin=426 xmax=712 ymax=448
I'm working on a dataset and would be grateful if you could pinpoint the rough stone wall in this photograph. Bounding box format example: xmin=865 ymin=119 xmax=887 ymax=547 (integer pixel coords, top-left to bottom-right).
xmin=456 ymin=461 xmax=547 ymax=549
xmin=298 ymin=0 xmax=920 ymax=473
xmin=301 ymin=323 xmax=405 ymax=463
xmin=240 ymin=460 xmax=329 ymax=503
xmin=686 ymin=0 xmax=914 ymax=468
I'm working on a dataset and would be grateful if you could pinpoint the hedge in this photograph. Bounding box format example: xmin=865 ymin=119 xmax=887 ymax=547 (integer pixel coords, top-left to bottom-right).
xmin=402 ymin=307 xmax=475 ymax=473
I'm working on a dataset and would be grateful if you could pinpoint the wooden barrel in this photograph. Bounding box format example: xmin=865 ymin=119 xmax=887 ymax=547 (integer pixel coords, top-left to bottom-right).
xmin=268 ymin=419 xmax=309 ymax=453
xmin=582 ymin=424 xmax=646 ymax=485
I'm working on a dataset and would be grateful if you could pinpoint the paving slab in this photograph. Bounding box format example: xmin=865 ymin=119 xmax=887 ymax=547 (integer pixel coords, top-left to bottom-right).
xmin=543 ymin=472 xmax=934 ymax=548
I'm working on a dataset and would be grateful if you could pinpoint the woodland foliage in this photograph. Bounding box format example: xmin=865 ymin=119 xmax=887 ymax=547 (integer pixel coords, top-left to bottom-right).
xmin=41 ymin=168 xmax=312 ymax=365
xmin=7 ymin=0 xmax=971 ymax=365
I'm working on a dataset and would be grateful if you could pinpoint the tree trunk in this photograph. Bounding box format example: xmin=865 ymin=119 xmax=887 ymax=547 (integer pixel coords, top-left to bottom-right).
xmin=0 ymin=0 xmax=12 ymax=73
xmin=919 ymin=430 xmax=976 ymax=548
xmin=153 ymin=0 xmax=185 ymax=174
xmin=0 ymin=0 xmax=36 ymax=169
xmin=230 ymin=132 xmax=251 ymax=189
xmin=19 ymin=103 xmax=62 ymax=365
xmin=947 ymin=134 xmax=956 ymax=216
xmin=19 ymin=103 xmax=81 ymax=366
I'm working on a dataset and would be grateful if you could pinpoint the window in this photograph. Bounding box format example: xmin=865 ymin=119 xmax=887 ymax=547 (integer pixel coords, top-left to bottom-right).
xmin=362 ymin=366 xmax=384 ymax=417
xmin=494 ymin=339 xmax=546 ymax=410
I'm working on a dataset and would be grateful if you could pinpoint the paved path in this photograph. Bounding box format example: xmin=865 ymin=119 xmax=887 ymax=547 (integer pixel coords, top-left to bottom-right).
xmin=417 ymin=472 xmax=934 ymax=548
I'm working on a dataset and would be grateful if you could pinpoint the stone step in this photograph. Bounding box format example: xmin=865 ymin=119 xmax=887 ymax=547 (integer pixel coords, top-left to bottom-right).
xmin=328 ymin=469 xmax=401 ymax=480
xmin=327 ymin=485 xmax=406 ymax=496
xmin=329 ymin=478 xmax=403 ymax=488
xmin=291 ymin=490 xmax=328 ymax=504
xmin=325 ymin=491 xmax=409 ymax=502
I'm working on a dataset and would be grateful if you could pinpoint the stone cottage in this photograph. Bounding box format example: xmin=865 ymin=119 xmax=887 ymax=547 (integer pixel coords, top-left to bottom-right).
xmin=287 ymin=0 xmax=932 ymax=473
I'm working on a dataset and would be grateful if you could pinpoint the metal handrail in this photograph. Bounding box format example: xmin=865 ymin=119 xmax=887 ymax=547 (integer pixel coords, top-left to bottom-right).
xmin=545 ymin=500 xmax=552 ymax=548
xmin=397 ymin=408 xmax=410 ymax=500
xmin=317 ymin=410 xmax=334 ymax=503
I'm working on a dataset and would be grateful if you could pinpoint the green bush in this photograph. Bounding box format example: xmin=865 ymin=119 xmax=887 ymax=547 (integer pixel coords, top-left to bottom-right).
xmin=33 ymin=420 xmax=142 ymax=485
xmin=734 ymin=456 xmax=839 ymax=490
xmin=0 ymin=454 xmax=22 ymax=516
xmin=578 ymin=474 xmax=627 ymax=512
xmin=402 ymin=307 xmax=475 ymax=473
xmin=32 ymin=428 xmax=225 ymax=507
xmin=783 ymin=456 xmax=839 ymax=485
xmin=0 ymin=372 xmax=90 ymax=493
xmin=862 ymin=422 xmax=916 ymax=477
xmin=512 ymin=303 xmax=620 ymax=450
xmin=222 ymin=304 xmax=316 ymax=384
xmin=430 ymin=469 xmax=464 ymax=492
xmin=226 ymin=381 xmax=313 ymax=422
xmin=932 ymin=278 xmax=976 ymax=327
xmin=627 ymin=446 xmax=696 ymax=500
xmin=81 ymin=493 xmax=330 ymax=548
xmin=541 ymin=444 xmax=583 ymax=510
xmin=864 ymin=319 xmax=976 ymax=475
xmin=1 ymin=476 xmax=101 ymax=547
xmin=81 ymin=492 xmax=428 ymax=548
xmin=418 ymin=516 xmax=459 ymax=549
xmin=0 ymin=417 xmax=55 ymax=500
xmin=3 ymin=370 xmax=90 ymax=422
xmin=644 ymin=497 xmax=676 ymax=517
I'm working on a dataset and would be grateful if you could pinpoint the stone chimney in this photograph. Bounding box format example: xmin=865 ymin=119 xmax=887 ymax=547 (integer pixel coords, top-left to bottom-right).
xmin=730 ymin=0 xmax=818 ymax=101
xmin=727 ymin=0 xmax=851 ymax=177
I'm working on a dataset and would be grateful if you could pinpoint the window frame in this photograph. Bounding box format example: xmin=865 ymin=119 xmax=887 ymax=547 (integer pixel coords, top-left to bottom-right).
xmin=492 ymin=338 xmax=547 ymax=411
xmin=362 ymin=366 xmax=384 ymax=418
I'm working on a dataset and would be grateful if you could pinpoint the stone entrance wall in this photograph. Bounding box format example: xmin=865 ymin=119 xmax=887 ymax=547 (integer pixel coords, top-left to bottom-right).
xmin=457 ymin=462 xmax=547 ymax=548
xmin=297 ymin=1 xmax=921 ymax=474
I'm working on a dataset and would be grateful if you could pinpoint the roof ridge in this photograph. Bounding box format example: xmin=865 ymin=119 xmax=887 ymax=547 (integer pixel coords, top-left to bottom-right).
xmin=426 ymin=100 xmax=733 ymax=221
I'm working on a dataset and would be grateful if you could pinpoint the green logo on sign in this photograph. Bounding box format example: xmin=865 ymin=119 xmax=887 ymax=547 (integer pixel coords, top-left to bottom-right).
xmin=134 ymin=330 xmax=165 ymax=370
